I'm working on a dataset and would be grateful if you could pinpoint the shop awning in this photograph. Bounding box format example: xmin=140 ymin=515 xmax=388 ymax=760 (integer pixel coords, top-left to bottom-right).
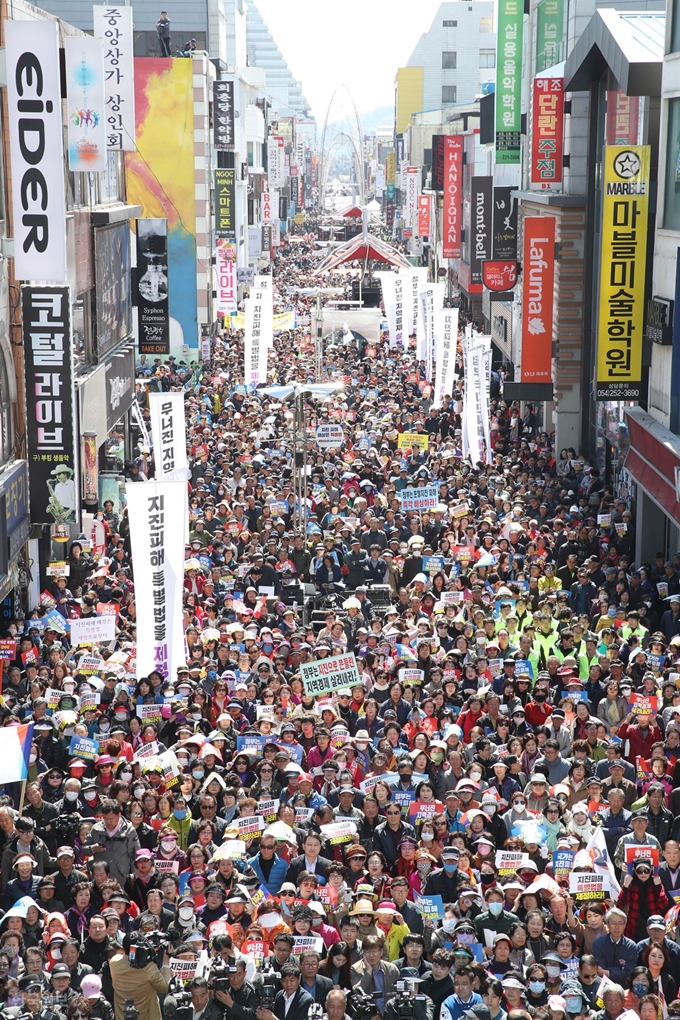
xmin=624 ymin=406 xmax=680 ymax=525
xmin=312 ymin=232 xmax=411 ymax=275
xmin=564 ymin=9 xmax=664 ymax=94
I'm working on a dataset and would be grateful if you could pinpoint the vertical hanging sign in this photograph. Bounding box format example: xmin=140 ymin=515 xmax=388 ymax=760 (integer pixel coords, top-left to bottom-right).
xmin=531 ymin=77 xmax=565 ymax=186
xmin=216 ymin=239 xmax=237 ymax=315
xmin=496 ymin=0 xmax=523 ymax=164
xmin=135 ymin=219 xmax=169 ymax=355
xmin=521 ymin=216 xmax=555 ymax=383
xmin=213 ymin=80 xmax=235 ymax=150
xmin=65 ymin=37 xmax=107 ymax=172
xmin=470 ymin=177 xmax=493 ymax=284
xmin=404 ymin=167 xmax=420 ymax=236
xmin=215 ymin=169 xmax=236 ymax=237
xmin=418 ymin=195 xmax=431 ymax=237
xmin=93 ymin=5 xmax=136 ymax=151
xmin=442 ymin=137 xmax=463 ymax=258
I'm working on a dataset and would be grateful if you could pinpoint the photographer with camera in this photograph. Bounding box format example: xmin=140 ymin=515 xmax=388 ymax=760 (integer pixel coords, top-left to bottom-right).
xmin=382 ymin=971 xmax=434 ymax=1020
xmin=187 ymin=978 xmax=223 ymax=1020
xmin=211 ymin=957 xmax=258 ymax=1020
xmin=5 ymin=974 xmax=66 ymax=1020
xmin=256 ymin=963 xmax=312 ymax=1020
xmin=108 ymin=931 xmax=171 ymax=1020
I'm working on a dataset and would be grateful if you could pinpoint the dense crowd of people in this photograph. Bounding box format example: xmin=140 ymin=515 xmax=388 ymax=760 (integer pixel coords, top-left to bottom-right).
xmin=1 ymin=224 xmax=680 ymax=1020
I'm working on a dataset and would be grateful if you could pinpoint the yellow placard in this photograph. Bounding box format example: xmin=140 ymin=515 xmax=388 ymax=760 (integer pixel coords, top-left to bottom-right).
xmin=230 ymin=310 xmax=295 ymax=331
xmin=595 ymin=145 xmax=650 ymax=401
xmin=397 ymin=432 xmax=429 ymax=450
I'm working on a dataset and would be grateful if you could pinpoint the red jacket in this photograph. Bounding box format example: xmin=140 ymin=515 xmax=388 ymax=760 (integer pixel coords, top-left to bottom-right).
xmin=617 ymin=721 xmax=664 ymax=762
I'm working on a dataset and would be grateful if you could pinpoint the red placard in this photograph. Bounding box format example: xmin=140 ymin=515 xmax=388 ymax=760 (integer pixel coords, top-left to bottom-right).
xmin=483 ymin=261 xmax=517 ymax=291
xmin=521 ymin=216 xmax=555 ymax=383
xmin=417 ymin=194 xmax=431 ymax=237
xmin=442 ymin=137 xmax=463 ymax=258
xmin=531 ymin=78 xmax=564 ymax=185
xmin=606 ymin=91 xmax=640 ymax=145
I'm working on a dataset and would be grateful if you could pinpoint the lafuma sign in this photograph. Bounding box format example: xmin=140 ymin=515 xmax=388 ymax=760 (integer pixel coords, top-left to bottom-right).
xmin=521 ymin=216 xmax=555 ymax=383
xmin=5 ymin=21 xmax=67 ymax=282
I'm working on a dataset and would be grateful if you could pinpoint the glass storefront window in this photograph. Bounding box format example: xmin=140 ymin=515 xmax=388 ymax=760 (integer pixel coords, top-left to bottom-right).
xmin=664 ymin=99 xmax=680 ymax=229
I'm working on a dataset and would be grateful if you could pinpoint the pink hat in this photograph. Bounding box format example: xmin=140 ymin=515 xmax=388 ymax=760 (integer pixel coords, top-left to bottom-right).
xmin=81 ymin=975 xmax=102 ymax=998
xmin=376 ymin=900 xmax=397 ymax=912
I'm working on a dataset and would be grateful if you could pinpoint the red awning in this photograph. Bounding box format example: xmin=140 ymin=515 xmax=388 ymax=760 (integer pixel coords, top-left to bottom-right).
xmin=624 ymin=407 xmax=680 ymax=524
xmin=340 ymin=205 xmax=363 ymax=218
xmin=312 ymin=232 xmax=411 ymax=275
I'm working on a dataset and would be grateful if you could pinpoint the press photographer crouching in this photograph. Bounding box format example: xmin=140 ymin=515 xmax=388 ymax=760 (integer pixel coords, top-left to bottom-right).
xmin=109 ymin=931 xmax=171 ymax=1020
xmin=209 ymin=957 xmax=259 ymax=1018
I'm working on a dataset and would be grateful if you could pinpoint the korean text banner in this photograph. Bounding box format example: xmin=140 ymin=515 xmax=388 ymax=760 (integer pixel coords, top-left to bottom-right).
xmin=300 ymin=653 xmax=361 ymax=697
xmin=531 ymin=78 xmax=564 ymax=186
xmin=596 ymin=145 xmax=650 ymax=401
xmin=135 ymin=219 xmax=169 ymax=355
xmin=22 ymin=287 xmax=78 ymax=526
xmin=496 ymin=0 xmax=523 ymax=164
xmin=443 ymin=138 xmax=463 ymax=258
xmin=65 ymin=37 xmax=107 ymax=172
xmin=216 ymin=239 xmax=237 ymax=315
xmin=149 ymin=393 xmax=188 ymax=480
xmin=213 ymin=80 xmax=235 ymax=150
xmin=126 ymin=481 xmax=185 ymax=680
xmin=5 ymin=21 xmax=67 ymax=283
xmin=521 ymin=217 xmax=555 ymax=383
xmin=215 ymin=169 xmax=236 ymax=238
xmin=93 ymin=5 xmax=136 ymax=151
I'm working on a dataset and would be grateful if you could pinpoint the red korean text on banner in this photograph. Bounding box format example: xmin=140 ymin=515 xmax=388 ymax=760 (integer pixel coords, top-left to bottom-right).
xmin=418 ymin=195 xmax=431 ymax=237
xmin=606 ymin=91 xmax=640 ymax=145
xmin=442 ymin=137 xmax=463 ymax=258
xmin=531 ymin=78 xmax=564 ymax=185
xmin=521 ymin=216 xmax=555 ymax=383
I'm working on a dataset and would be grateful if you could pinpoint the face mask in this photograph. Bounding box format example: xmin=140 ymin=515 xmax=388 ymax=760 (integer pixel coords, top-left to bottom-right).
xmin=632 ymin=985 xmax=649 ymax=998
xmin=120 ymin=771 xmax=133 ymax=782
xmin=443 ymin=862 xmax=458 ymax=873
xmin=484 ymin=804 xmax=496 ymax=816
xmin=84 ymin=791 xmax=98 ymax=802
xmin=478 ymin=845 xmax=491 ymax=856
xmin=192 ymin=770 xmax=204 ymax=780
xmin=51 ymin=947 xmax=61 ymax=960
xmin=133 ymin=787 xmax=145 ymax=799
xmin=29 ymin=754 xmax=36 ymax=765
xmin=63 ymin=727 xmax=75 ymax=738
xmin=422 ymin=832 xmax=434 ymax=842
xmin=161 ymin=839 xmax=177 ymax=851
xmin=488 ymin=902 xmax=503 ymax=916
xmin=99 ymin=722 xmax=110 ymax=732
xmin=173 ymin=809 xmax=187 ymax=820
xmin=566 ymin=999 xmax=582 ymax=1013
xmin=547 ymin=965 xmax=561 ymax=978
xmin=64 ymin=790 xmax=78 ymax=802
xmin=529 ymin=982 xmax=545 ymax=994
xmin=179 ymin=907 xmax=194 ymax=921
xmin=480 ymin=872 xmax=495 ymax=883
xmin=114 ymin=713 xmax=128 ymax=722
xmin=534 ymin=693 xmax=546 ymax=702
xmin=442 ymin=919 xmax=456 ymax=933
xmin=431 ymin=751 xmax=444 ymax=764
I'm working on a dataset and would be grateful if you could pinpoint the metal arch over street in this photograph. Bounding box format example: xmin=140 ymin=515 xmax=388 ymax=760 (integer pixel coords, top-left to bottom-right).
xmin=319 ymin=85 xmax=365 ymax=208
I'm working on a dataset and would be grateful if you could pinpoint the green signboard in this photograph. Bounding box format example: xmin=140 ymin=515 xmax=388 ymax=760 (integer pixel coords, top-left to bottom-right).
xmin=495 ymin=0 xmax=524 ymax=164
xmin=536 ymin=0 xmax=565 ymax=73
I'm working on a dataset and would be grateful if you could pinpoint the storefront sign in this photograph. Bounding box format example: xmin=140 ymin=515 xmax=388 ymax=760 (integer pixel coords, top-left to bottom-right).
xmin=596 ymin=145 xmax=650 ymax=400
xmin=213 ymin=79 xmax=235 ymax=150
xmin=646 ymin=297 xmax=673 ymax=345
xmin=386 ymin=152 xmax=396 ymax=185
xmin=496 ymin=0 xmax=523 ymax=164
xmin=531 ymin=78 xmax=564 ymax=185
xmin=64 ymin=37 xmax=107 ymax=172
xmin=216 ymin=239 xmax=237 ymax=315
xmin=493 ymin=188 xmax=518 ymax=260
xmin=443 ymin=137 xmax=463 ymax=258
xmin=536 ymin=0 xmax=564 ymax=71
xmin=404 ymin=167 xmax=420 ymax=235
xmin=418 ymin=195 xmax=431 ymax=237
xmin=521 ymin=216 xmax=555 ymax=383
xmin=606 ymin=92 xmax=640 ymax=145
xmin=299 ymin=652 xmax=361 ymax=697
xmin=262 ymin=190 xmax=273 ymax=225
xmin=96 ymin=224 xmax=132 ymax=358
xmin=22 ymin=287 xmax=78 ymax=526
xmin=484 ymin=261 xmax=518 ymax=291
xmin=431 ymin=135 xmax=445 ymax=191
xmin=215 ymin=168 xmax=236 ymax=238
xmin=6 ymin=21 xmax=67 ymax=282
xmin=82 ymin=432 xmax=98 ymax=505
xmin=470 ymin=177 xmax=493 ymax=284
xmin=135 ymin=219 xmax=169 ymax=355
xmin=106 ymin=346 xmax=135 ymax=431
xmin=93 ymin=4 xmax=136 ymax=151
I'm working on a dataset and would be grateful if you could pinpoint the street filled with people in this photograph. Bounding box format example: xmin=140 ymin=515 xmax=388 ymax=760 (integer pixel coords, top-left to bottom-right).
xmin=2 ymin=223 xmax=680 ymax=1020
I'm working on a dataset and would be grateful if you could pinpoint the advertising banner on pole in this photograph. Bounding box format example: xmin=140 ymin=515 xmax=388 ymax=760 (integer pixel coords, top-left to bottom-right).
xmin=135 ymin=219 xmax=169 ymax=355
xmin=520 ymin=216 xmax=556 ymax=383
xmin=22 ymin=287 xmax=78 ymax=526
xmin=470 ymin=177 xmax=493 ymax=284
xmin=213 ymin=80 xmax=235 ymax=150
xmin=6 ymin=21 xmax=67 ymax=282
xmin=93 ymin=4 xmax=136 ymax=151
xmin=531 ymin=78 xmax=565 ymax=186
xmin=493 ymin=188 xmax=518 ymax=259
xmin=215 ymin=169 xmax=236 ymax=237
xmin=595 ymin=145 xmax=650 ymax=401
xmin=126 ymin=481 xmax=185 ymax=680
xmin=496 ymin=0 xmax=523 ymax=164
xmin=443 ymin=137 xmax=463 ymax=258
xmin=418 ymin=195 xmax=431 ymax=237
xmin=404 ymin=167 xmax=420 ymax=235
xmin=216 ymin=239 xmax=237 ymax=315
xmin=65 ymin=37 xmax=107 ymax=172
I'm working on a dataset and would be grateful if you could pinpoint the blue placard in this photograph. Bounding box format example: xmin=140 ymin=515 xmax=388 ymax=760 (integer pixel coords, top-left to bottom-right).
xmin=236 ymin=734 xmax=267 ymax=755
xmin=392 ymin=789 xmax=415 ymax=817
xmin=513 ymin=659 xmax=534 ymax=679
xmin=275 ymin=741 xmax=303 ymax=764
xmin=69 ymin=735 xmax=98 ymax=760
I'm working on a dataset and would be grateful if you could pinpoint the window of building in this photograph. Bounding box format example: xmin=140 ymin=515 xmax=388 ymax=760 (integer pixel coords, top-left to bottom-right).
xmin=443 ymin=19 xmax=457 ymax=26
xmin=672 ymin=0 xmax=680 ymax=52
xmin=664 ymin=99 xmax=680 ymax=229
xmin=479 ymin=50 xmax=496 ymax=67
xmin=442 ymin=86 xmax=457 ymax=105
xmin=479 ymin=18 xmax=493 ymax=32
xmin=442 ymin=51 xmax=457 ymax=69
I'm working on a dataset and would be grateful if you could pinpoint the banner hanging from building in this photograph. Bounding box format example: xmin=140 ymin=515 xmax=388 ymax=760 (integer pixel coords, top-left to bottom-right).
xmin=93 ymin=4 xmax=136 ymax=151
xmin=606 ymin=91 xmax=640 ymax=145
xmin=596 ymin=145 xmax=650 ymax=400
xmin=496 ymin=0 xmax=523 ymax=164
xmin=64 ymin=36 xmax=107 ymax=172
xmin=443 ymin=137 xmax=463 ymax=258
xmin=531 ymin=77 xmax=564 ymax=186
xmin=149 ymin=393 xmax=187 ymax=479
xmin=6 ymin=21 xmax=67 ymax=283
xmin=244 ymin=294 xmax=268 ymax=387
xmin=135 ymin=219 xmax=169 ymax=355
xmin=126 ymin=481 xmax=186 ymax=680
xmin=216 ymin=239 xmax=237 ymax=315
xmin=213 ymin=80 xmax=235 ymax=150
xmin=521 ymin=216 xmax=556 ymax=383
xmin=432 ymin=135 xmax=445 ymax=191
xmin=492 ymin=188 xmax=518 ymax=259
xmin=377 ymin=273 xmax=404 ymax=349
xmin=22 ymin=287 xmax=78 ymax=526
xmin=434 ymin=308 xmax=459 ymax=406
xmin=215 ymin=168 xmax=236 ymax=237
xmin=418 ymin=195 xmax=431 ymax=237
xmin=470 ymin=176 xmax=493 ymax=284
xmin=404 ymin=167 xmax=420 ymax=235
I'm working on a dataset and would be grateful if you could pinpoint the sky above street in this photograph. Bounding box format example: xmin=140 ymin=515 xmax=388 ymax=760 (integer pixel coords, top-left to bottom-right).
xmin=255 ymin=0 xmax=443 ymax=122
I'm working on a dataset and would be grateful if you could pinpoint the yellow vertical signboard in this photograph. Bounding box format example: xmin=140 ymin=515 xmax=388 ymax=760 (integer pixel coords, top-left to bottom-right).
xmin=386 ymin=152 xmax=396 ymax=185
xmin=596 ymin=144 xmax=650 ymax=401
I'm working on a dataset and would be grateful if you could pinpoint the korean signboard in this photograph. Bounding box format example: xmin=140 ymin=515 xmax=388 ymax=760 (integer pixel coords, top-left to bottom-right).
xmin=64 ymin=37 xmax=107 ymax=172
xmin=93 ymin=5 xmax=136 ymax=151
xmin=135 ymin=219 xmax=169 ymax=355
xmin=216 ymin=239 xmax=237 ymax=315
xmin=536 ymin=0 xmax=564 ymax=72
xmin=6 ymin=21 xmax=67 ymax=283
xmin=418 ymin=195 xmax=431 ymax=237
xmin=521 ymin=216 xmax=555 ymax=383
xmin=300 ymin=652 xmax=361 ymax=697
xmin=493 ymin=188 xmax=518 ymax=260
xmin=496 ymin=0 xmax=523 ymax=164
xmin=531 ymin=78 xmax=564 ymax=186
xmin=22 ymin=287 xmax=78 ymax=526
xmin=596 ymin=145 xmax=650 ymax=401
xmin=470 ymin=177 xmax=493 ymax=284
xmin=606 ymin=92 xmax=640 ymax=145
xmin=432 ymin=135 xmax=445 ymax=191
xmin=215 ymin=168 xmax=236 ymax=238
xmin=213 ymin=80 xmax=235 ymax=150
xmin=443 ymin=137 xmax=463 ymax=258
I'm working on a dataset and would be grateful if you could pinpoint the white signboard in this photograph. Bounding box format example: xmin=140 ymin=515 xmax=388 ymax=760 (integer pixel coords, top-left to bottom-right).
xmin=316 ymin=424 xmax=344 ymax=449
xmin=69 ymin=615 xmax=117 ymax=646
xmin=299 ymin=652 xmax=361 ymax=697
xmin=64 ymin=37 xmax=107 ymax=172
xmin=401 ymin=485 xmax=440 ymax=511
xmin=93 ymin=5 xmax=136 ymax=151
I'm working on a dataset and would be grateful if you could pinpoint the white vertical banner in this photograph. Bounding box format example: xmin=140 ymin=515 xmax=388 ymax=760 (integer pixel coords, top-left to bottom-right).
xmin=418 ymin=284 xmax=445 ymax=381
xmin=434 ymin=308 xmax=459 ymax=406
xmin=376 ymin=273 xmax=404 ymax=349
xmin=253 ymin=276 xmax=274 ymax=351
xmin=148 ymin=391 xmax=190 ymax=549
xmin=5 ymin=21 xmax=67 ymax=282
xmin=481 ymin=348 xmax=493 ymax=464
xmin=65 ymin=37 xmax=107 ymax=172
xmin=463 ymin=334 xmax=491 ymax=464
xmin=404 ymin=167 xmax=420 ymax=232
xmin=93 ymin=5 xmax=136 ymax=151
xmin=126 ymin=481 xmax=186 ymax=681
xmin=244 ymin=292 xmax=270 ymax=386
xmin=216 ymin=239 xmax=237 ymax=314
xmin=401 ymin=268 xmax=428 ymax=341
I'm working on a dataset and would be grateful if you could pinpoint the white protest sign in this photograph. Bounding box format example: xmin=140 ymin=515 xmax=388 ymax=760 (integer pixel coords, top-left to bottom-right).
xmin=299 ymin=652 xmax=361 ymax=697
xmin=69 ymin=615 xmax=116 ymax=646
xmin=320 ymin=820 xmax=357 ymax=845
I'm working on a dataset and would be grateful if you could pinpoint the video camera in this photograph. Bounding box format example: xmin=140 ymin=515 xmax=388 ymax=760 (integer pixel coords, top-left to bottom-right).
xmin=127 ymin=931 xmax=170 ymax=969
xmin=207 ymin=958 xmax=238 ymax=993
xmin=391 ymin=982 xmax=429 ymax=1020
xmin=347 ymin=988 xmax=381 ymax=1020
xmin=124 ymin=999 xmax=139 ymax=1020
xmin=260 ymin=958 xmax=281 ymax=1009
xmin=53 ymin=812 xmax=82 ymax=843
xmin=164 ymin=977 xmax=193 ymax=1020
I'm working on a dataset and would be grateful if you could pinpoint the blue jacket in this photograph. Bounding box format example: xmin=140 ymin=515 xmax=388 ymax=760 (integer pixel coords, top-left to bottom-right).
xmin=592 ymin=933 xmax=638 ymax=983
xmin=441 ymin=992 xmax=483 ymax=1020
xmin=247 ymin=852 xmax=288 ymax=896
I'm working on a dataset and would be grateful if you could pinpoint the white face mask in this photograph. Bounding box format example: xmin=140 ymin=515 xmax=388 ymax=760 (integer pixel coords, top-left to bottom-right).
xmin=161 ymin=839 xmax=177 ymax=852
xmin=258 ymin=913 xmax=280 ymax=929
xmin=29 ymin=754 xmax=36 ymax=765
xmin=120 ymin=771 xmax=133 ymax=782
xmin=179 ymin=906 xmax=194 ymax=920
xmin=64 ymin=790 xmax=79 ymax=802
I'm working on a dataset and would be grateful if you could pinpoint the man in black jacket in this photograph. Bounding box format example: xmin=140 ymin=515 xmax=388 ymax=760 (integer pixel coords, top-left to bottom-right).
xmin=213 ymin=957 xmax=259 ymax=1020
xmin=299 ymin=951 xmax=334 ymax=1005
xmin=423 ymin=846 xmax=467 ymax=899
xmin=372 ymin=807 xmax=417 ymax=867
xmin=420 ymin=949 xmax=455 ymax=1020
